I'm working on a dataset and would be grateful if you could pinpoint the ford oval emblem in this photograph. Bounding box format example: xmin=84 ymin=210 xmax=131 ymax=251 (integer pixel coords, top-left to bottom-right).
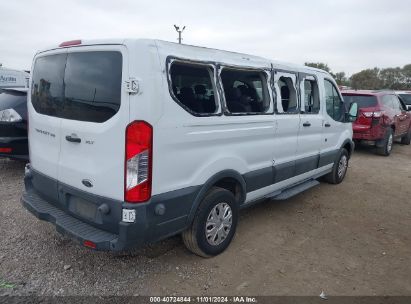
xmin=82 ymin=179 xmax=93 ymax=188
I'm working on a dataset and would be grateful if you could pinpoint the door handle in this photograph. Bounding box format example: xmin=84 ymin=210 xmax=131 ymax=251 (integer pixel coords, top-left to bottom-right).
xmin=65 ymin=135 xmax=81 ymax=143
xmin=324 ymin=122 xmax=331 ymax=127
xmin=303 ymin=122 xmax=311 ymax=127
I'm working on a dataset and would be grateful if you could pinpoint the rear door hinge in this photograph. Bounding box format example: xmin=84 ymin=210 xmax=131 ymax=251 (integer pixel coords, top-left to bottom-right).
xmin=125 ymin=77 xmax=139 ymax=94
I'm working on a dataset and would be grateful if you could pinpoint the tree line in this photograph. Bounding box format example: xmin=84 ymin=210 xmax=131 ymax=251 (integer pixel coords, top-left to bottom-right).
xmin=305 ymin=62 xmax=411 ymax=90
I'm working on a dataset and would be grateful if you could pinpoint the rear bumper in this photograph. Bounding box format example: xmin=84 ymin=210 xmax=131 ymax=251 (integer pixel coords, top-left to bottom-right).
xmin=21 ymin=166 xmax=199 ymax=251
xmin=21 ymin=190 xmax=119 ymax=250
xmin=0 ymin=136 xmax=28 ymax=160
xmin=353 ymin=124 xmax=387 ymax=141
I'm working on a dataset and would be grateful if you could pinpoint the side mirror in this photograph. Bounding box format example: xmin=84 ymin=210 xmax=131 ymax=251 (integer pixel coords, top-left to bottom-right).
xmin=347 ymin=102 xmax=358 ymax=122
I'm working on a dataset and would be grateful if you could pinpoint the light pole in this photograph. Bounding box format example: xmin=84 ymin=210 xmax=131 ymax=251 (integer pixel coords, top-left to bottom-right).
xmin=174 ymin=25 xmax=186 ymax=44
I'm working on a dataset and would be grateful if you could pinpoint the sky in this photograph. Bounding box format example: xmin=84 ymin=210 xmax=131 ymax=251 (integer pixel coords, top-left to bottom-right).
xmin=1 ymin=0 xmax=410 ymax=76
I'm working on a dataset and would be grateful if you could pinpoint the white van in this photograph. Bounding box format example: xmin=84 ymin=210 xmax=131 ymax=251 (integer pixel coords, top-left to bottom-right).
xmin=0 ymin=66 xmax=30 ymax=89
xmin=22 ymin=39 xmax=358 ymax=257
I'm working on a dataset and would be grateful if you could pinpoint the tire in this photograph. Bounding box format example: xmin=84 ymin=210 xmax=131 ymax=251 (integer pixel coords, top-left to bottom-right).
xmin=182 ymin=187 xmax=238 ymax=258
xmin=400 ymin=129 xmax=411 ymax=145
xmin=324 ymin=148 xmax=349 ymax=184
xmin=376 ymin=128 xmax=393 ymax=156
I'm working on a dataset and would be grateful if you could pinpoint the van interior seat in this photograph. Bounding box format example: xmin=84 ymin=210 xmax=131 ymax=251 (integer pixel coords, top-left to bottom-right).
xmin=194 ymin=84 xmax=207 ymax=96
xmin=226 ymin=87 xmax=251 ymax=113
xmin=280 ymin=85 xmax=290 ymax=112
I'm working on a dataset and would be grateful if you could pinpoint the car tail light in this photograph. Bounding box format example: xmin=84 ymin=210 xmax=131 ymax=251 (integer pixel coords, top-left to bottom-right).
xmin=362 ymin=111 xmax=383 ymax=118
xmin=59 ymin=39 xmax=82 ymax=47
xmin=0 ymin=148 xmax=12 ymax=153
xmin=125 ymin=121 xmax=153 ymax=203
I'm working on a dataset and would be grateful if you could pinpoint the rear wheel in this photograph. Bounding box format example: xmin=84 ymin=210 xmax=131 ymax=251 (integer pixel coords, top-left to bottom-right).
xmin=401 ymin=129 xmax=411 ymax=145
xmin=377 ymin=129 xmax=393 ymax=156
xmin=182 ymin=187 xmax=238 ymax=258
xmin=324 ymin=148 xmax=349 ymax=184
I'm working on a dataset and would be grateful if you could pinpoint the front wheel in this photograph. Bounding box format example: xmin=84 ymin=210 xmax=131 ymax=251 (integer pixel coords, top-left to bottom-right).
xmin=182 ymin=187 xmax=238 ymax=258
xmin=324 ymin=148 xmax=349 ymax=184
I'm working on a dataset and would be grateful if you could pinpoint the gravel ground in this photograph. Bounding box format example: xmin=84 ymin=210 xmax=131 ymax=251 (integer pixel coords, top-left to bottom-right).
xmin=0 ymin=144 xmax=410 ymax=296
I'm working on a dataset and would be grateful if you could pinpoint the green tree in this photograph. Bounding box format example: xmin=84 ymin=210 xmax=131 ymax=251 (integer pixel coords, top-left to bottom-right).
xmin=380 ymin=67 xmax=405 ymax=90
xmin=334 ymin=72 xmax=350 ymax=86
xmin=402 ymin=64 xmax=411 ymax=88
xmin=350 ymin=68 xmax=383 ymax=90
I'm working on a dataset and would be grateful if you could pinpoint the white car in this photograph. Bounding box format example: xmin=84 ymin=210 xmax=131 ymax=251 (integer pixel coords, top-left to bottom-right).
xmin=22 ymin=39 xmax=357 ymax=257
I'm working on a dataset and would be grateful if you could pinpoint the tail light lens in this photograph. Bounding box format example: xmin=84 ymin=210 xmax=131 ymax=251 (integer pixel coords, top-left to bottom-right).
xmin=362 ymin=111 xmax=383 ymax=118
xmin=372 ymin=111 xmax=383 ymax=118
xmin=362 ymin=111 xmax=374 ymax=118
xmin=125 ymin=121 xmax=153 ymax=203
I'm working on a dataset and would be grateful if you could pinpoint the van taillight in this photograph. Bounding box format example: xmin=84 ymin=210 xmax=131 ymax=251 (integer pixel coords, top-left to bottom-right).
xmin=125 ymin=121 xmax=152 ymax=203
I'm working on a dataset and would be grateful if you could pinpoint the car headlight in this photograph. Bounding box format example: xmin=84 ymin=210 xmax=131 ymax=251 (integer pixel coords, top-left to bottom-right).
xmin=0 ymin=109 xmax=23 ymax=122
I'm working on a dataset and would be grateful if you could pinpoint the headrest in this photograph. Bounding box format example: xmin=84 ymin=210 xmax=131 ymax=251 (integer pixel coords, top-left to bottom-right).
xmin=194 ymin=84 xmax=207 ymax=95
xmin=281 ymin=85 xmax=290 ymax=99
xmin=227 ymin=87 xmax=241 ymax=100
xmin=180 ymin=87 xmax=194 ymax=97
xmin=237 ymin=85 xmax=248 ymax=95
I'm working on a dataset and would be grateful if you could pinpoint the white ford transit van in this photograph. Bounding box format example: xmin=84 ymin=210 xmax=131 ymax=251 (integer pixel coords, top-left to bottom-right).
xmin=22 ymin=39 xmax=357 ymax=257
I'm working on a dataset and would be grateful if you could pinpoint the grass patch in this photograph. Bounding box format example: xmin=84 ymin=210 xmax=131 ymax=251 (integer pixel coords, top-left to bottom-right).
xmin=0 ymin=280 xmax=14 ymax=289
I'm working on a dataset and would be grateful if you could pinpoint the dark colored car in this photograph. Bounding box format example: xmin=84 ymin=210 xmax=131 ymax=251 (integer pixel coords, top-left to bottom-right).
xmin=342 ymin=90 xmax=411 ymax=156
xmin=0 ymin=88 xmax=29 ymax=160
xmin=396 ymin=91 xmax=411 ymax=111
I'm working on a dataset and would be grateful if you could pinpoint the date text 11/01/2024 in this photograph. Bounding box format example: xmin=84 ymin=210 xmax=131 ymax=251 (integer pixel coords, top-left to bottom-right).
xmin=149 ymin=296 xmax=257 ymax=303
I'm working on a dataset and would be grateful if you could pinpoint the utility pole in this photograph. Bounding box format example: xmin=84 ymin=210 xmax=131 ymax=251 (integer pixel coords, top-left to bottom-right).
xmin=174 ymin=25 xmax=186 ymax=44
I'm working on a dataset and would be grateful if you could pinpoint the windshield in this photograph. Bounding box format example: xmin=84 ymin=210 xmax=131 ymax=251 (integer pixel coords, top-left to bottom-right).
xmin=31 ymin=51 xmax=122 ymax=123
xmin=399 ymin=94 xmax=411 ymax=105
xmin=342 ymin=94 xmax=378 ymax=108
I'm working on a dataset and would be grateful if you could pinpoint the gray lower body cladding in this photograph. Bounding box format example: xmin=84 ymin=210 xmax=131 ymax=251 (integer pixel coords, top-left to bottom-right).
xmin=21 ymin=168 xmax=200 ymax=251
xmin=21 ymin=145 xmax=348 ymax=251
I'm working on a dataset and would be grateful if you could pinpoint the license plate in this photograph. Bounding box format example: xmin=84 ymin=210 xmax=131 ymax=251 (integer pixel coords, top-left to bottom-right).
xmin=71 ymin=197 xmax=97 ymax=220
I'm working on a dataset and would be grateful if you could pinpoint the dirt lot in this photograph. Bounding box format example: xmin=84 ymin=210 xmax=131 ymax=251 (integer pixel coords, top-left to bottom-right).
xmin=0 ymin=144 xmax=410 ymax=296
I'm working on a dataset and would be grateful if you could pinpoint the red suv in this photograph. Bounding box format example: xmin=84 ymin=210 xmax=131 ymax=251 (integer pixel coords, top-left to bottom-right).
xmin=342 ymin=90 xmax=411 ymax=156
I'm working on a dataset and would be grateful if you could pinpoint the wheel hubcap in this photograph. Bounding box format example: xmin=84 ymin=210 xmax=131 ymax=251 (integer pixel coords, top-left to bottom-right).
xmin=337 ymin=155 xmax=348 ymax=179
xmin=205 ymin=202 xmax=232 ymax=246
xmin=387 ymin=134 xmax=393 ymax=152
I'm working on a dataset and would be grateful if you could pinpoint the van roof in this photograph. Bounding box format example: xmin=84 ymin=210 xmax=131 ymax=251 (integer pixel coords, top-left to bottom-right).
xmin=39 ymin=38 xmax=330 ymax=76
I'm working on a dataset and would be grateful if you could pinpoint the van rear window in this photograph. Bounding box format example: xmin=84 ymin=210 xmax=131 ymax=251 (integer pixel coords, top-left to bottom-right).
xmin=342 ymin=94 xmax=377 ymax=108
xmin=31 ymin=51 xmax=122 ymax=123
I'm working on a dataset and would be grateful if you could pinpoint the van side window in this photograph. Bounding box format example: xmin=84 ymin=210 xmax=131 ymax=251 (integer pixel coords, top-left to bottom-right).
xmin=221 ymin=69 xmax=270 ymax=114
xmin=324 ymin=79 xmax=344 ymax=122
xmin=275 ymin=75 xmax=299 ymax=114
xmin=170 ymin=62 xmax=217 ymax=115
xmin=301 ymin=76 xmax=320 ymax=114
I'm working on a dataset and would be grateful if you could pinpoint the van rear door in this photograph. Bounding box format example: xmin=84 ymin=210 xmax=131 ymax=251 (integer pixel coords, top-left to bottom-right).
xmin=57 ymin=46 xmax=129 ymax=201
xmin=30 ymin=49 xmax=67 ymax=183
